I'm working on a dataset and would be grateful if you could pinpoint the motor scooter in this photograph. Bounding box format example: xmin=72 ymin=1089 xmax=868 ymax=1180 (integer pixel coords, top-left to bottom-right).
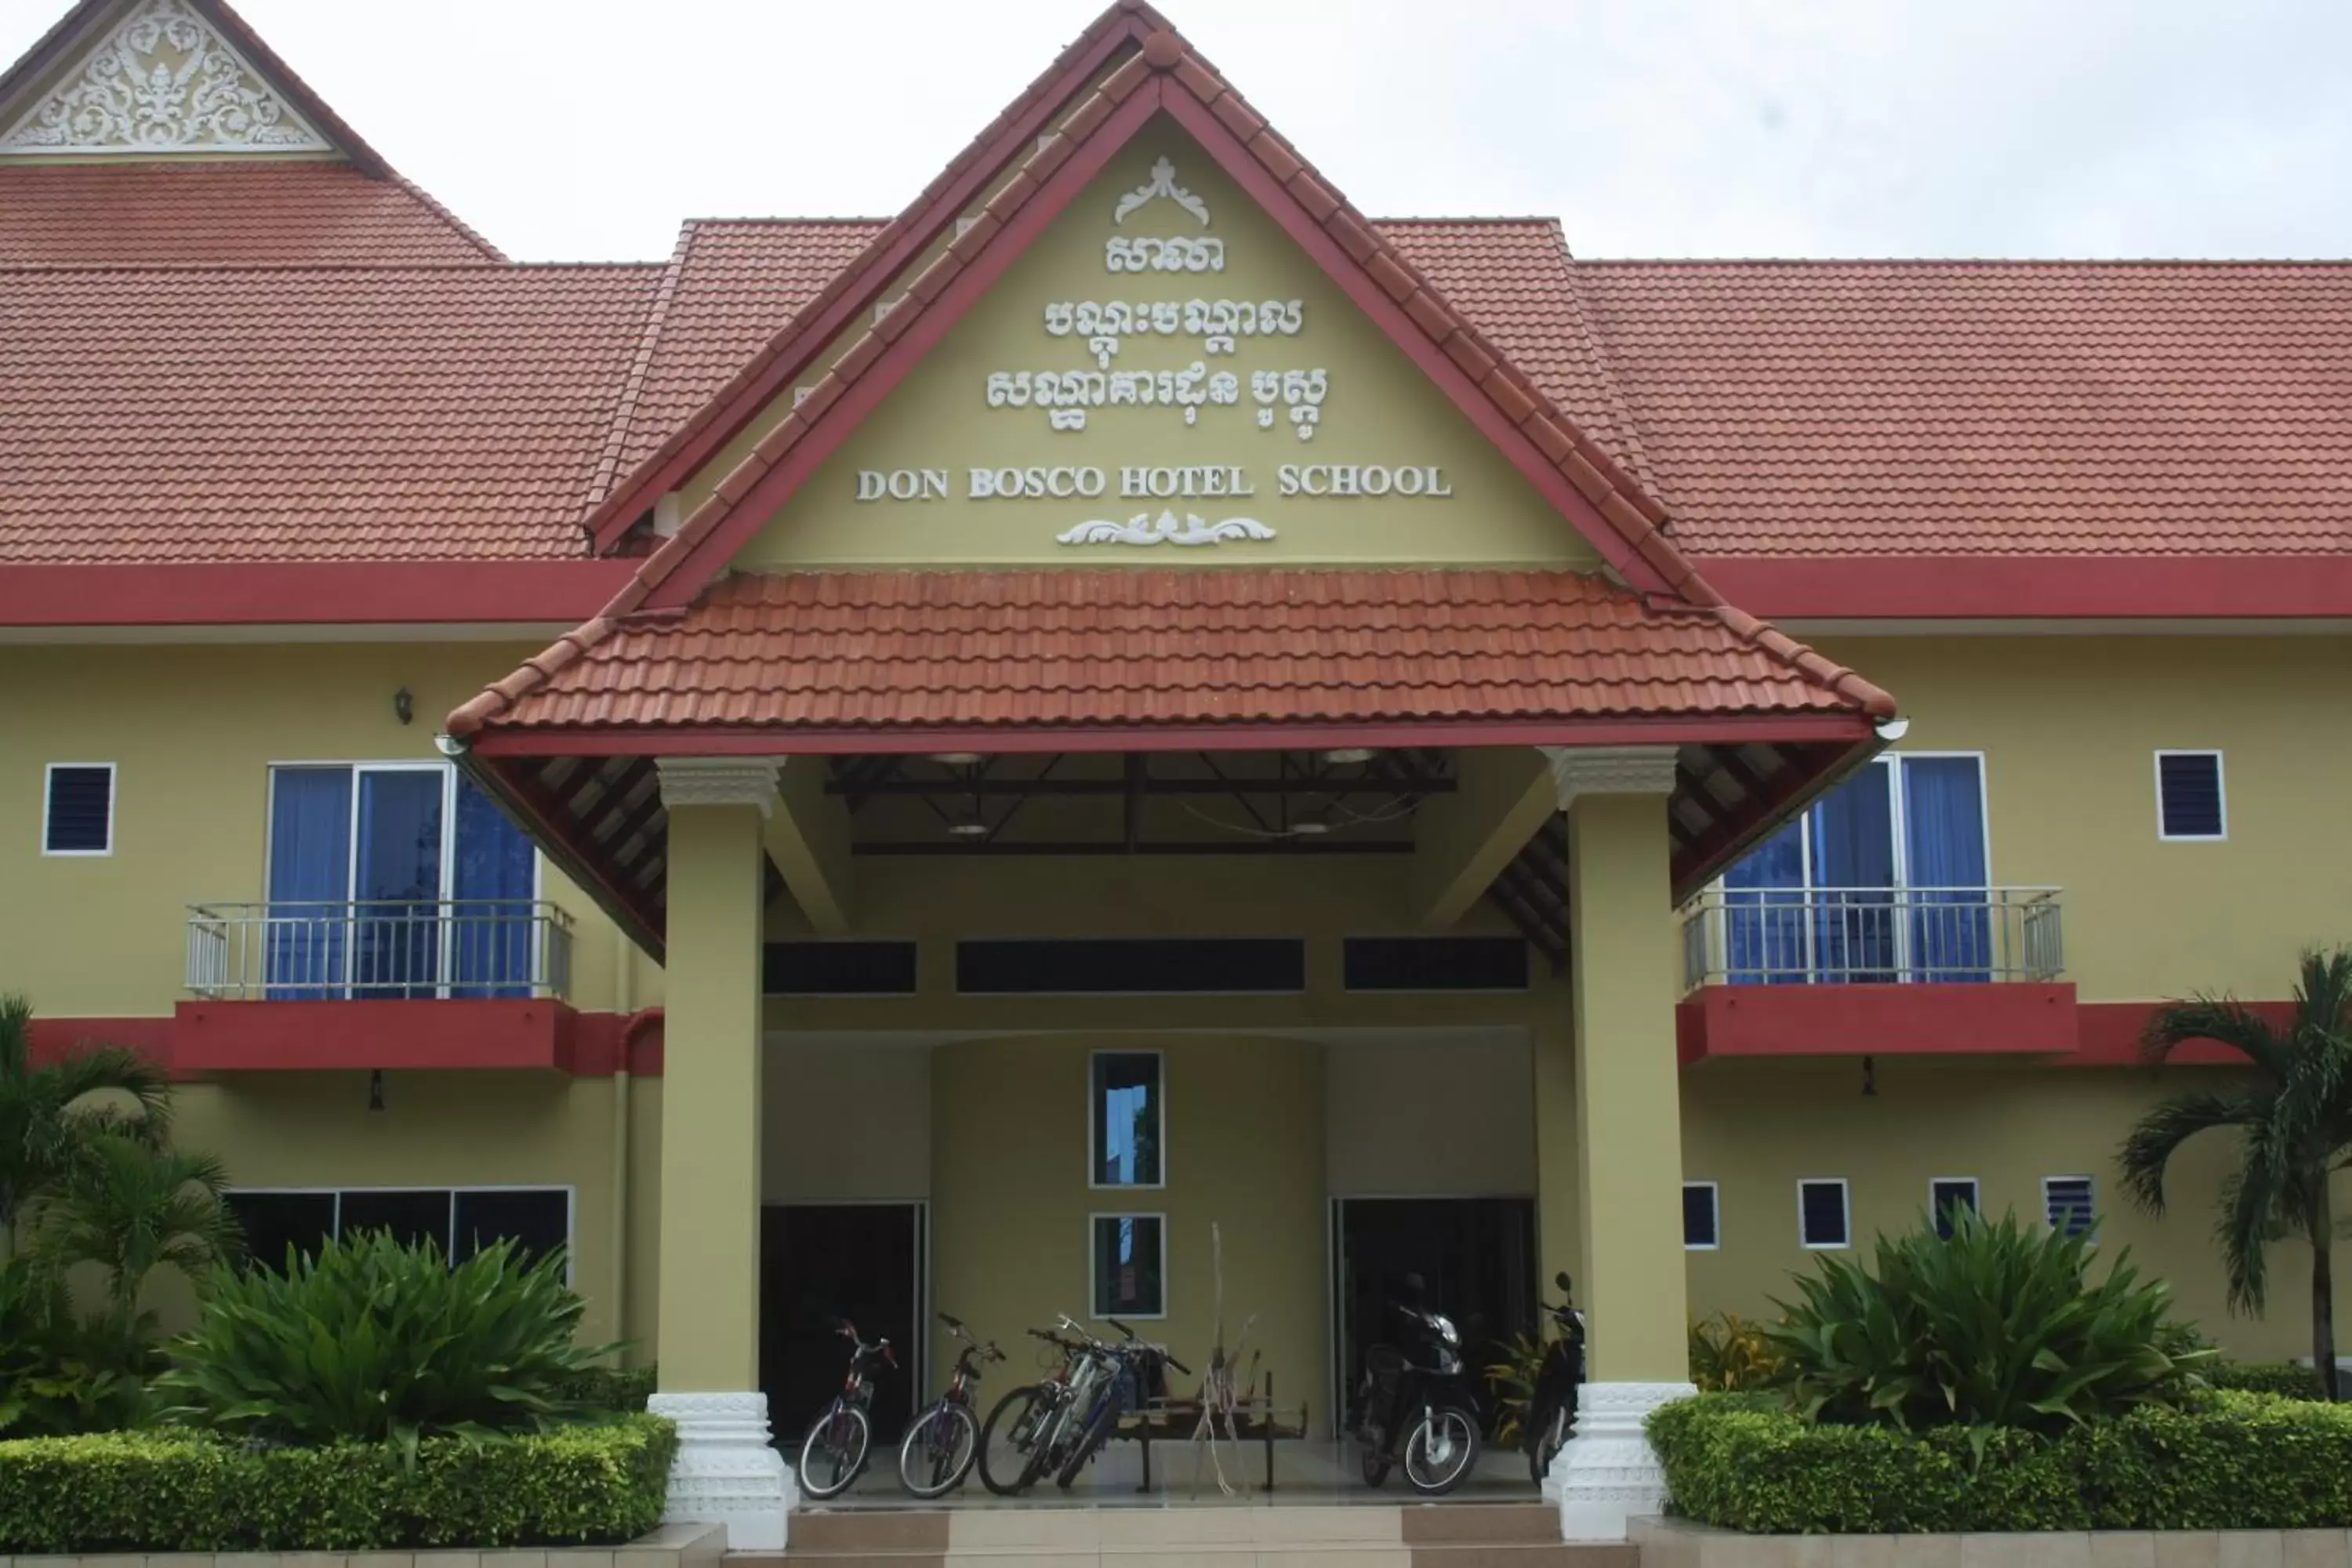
xmin=1348 ymin=1273 xmax=1485 ymax=1496
xmin=1522 ymin=1270 xmax=1586 ymax=1488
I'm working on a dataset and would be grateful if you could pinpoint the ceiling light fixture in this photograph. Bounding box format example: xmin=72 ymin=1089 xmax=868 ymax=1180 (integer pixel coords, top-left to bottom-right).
xmin=1321 ymin=746 xmax=1377 ymax=764
xmin=929 ymin=752 xmax=985 ymax=766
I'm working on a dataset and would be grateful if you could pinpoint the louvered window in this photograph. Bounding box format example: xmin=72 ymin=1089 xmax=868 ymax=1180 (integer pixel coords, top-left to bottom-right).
xmin=43 ymin=764 xmax=114 ymax=855
xmin=2155 ymin=752 xmax=2226 ymax=840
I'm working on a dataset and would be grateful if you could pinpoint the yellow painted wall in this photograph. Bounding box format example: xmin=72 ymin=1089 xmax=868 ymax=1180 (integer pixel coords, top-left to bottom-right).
xmin=761 ymin=1043 xmax=933 ymax=1202
xmin=1680 ymin=1056 xmax=2339 ymax=1360
xmin=719 ymin=118 xmax=1601 ymax=570
xmin=0 ymin=642 xmax=656 ymax=1022
xmin=928 ymin=1033 xmax=1329 ymax=1429
xmin=1326 ymin=1034 xmax=1534 ymax=1198
xmin=1811 ymin=635 xmax=2352 ymax=1003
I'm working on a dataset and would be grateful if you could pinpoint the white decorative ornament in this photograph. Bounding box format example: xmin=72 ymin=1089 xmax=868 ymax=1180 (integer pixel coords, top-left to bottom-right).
xmin=1057 ymin=512 xmax=1276 ymax=547
xmin=1112 ymin=156 xmax=1211 ymax=226
xmin=1 ymin=0 xmax=331 ymax=154
xmin=655 ymin=757 xmax=783 ymax=817
xmin=1548 ymin=1381 xmax=1694 ymax=1540
xmin=1540 ymin=746 xmax=1681 ymax=809
xmin=646 ymin=1390 xmax=796 ymax=1551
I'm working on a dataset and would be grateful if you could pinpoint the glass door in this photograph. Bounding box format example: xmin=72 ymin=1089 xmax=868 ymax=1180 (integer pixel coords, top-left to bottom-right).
xmin=349 ymin=768 xmax=448 ymax=998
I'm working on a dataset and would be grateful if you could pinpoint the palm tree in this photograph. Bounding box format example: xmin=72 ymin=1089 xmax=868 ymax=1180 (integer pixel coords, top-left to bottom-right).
xmin=27 ymin=1134 xmax=238 ymax=1341
xmin=2118 ymin=948 xmax=2352 ymax=1399
xmin=0 ymin=992 xmax=172 ymax=1258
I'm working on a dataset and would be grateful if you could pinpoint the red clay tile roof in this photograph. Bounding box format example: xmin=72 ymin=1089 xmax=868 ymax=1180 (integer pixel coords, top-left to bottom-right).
xmin=0 ymin=265 xmax=660 ymax=564
xmin=0 ymin=163 xmax=500 ymax=267
xmin=605 ymin=220 xmax=888 ymax=483
xmin=448 ymin=568 xmax=1891 ymax=739
xmin=1577 ymin=260 xmax=2352 ymax=558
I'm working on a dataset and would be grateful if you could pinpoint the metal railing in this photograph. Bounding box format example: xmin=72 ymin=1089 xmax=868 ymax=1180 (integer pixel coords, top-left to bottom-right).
xmin=1679 ymin=886 xmax=2063 ymax=993
xmin=186 ymin=900 xmax=575 ymax=1002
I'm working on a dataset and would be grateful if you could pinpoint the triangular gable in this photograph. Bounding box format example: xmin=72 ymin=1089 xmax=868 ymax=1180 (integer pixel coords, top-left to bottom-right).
xmin=581 ymin=0 xmax=1179 ymax=552
xmin=603 ymin=16 xmax=1713 ymax=616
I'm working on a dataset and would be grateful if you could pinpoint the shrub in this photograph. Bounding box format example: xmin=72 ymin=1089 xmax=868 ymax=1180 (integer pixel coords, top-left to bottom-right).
xmin=1766 ymin=1205 xmax=2208 ymax=1434
xmin=0 ymin=1257 xmax=153 ymax=1437
xmin=161 ymin=1229 xmax=615 ymax=1449
xmin=1649 ymin=1389 xmax=2352 ymax=1533
xmin=2207 ymin=1359 xmax=2332 ymax=1399
xmin=0 ymin=1413 xmax=676 ymax=1551
xmin=1690 ymin=1312 xmax=1785 ymax=1392
xmin=555 ymin=1363 xmax=657 ymax=1411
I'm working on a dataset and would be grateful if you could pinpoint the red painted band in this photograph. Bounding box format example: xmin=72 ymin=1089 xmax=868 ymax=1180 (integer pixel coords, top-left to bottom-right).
xmin=0 ymin=561 xmax=638 ymax=629
xmin=1694 ymin=556 xmax=2352 ymax=621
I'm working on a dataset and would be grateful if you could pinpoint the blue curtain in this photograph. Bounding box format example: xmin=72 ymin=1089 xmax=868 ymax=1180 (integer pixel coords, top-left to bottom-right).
xmin=1723 ymin=818 xmax=1806 ymax=983
xmin=354 ymin=771 xmax=444 ymax=998
xmin=452 ymin=775 xmax=536 ymax=998
xmin=266 ymin=768 xmax=352 ymax=998
xmin=1810 ymin=765 xmax=1896 ymax=981
xmin=1902 ymin=757 xmax=1990 ymax=981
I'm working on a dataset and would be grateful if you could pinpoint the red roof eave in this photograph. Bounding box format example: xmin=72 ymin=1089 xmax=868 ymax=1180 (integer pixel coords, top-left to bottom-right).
xmin=1697 ymin=554 xmax=2352 ymax=621
xmin=0 ymin=560 xmax=637 ymax=629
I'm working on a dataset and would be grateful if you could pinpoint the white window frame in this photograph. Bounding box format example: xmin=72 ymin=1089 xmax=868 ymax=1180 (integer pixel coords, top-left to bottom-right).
xmin=1797 ymin=1178 xmax=1852 ymax=1250
xmin=1087 ymin=1210 xmax=1169 ymax=1320
xmin=1087 ymin=1047 xmax=1167 ymax=1191
xmin=1683 ymin=1180 xmax=1721 ymax=1251
xmin=1929 ymin=1176 xmax=1980 ymax=1236
xmin=263 ymin=760 xmax=545 ymax=997
xmin=41 ymin=761 xmax=116 ymax=857
xmin=2042 ymin=1175 xmax=2097 ymax=1240
xmin=223 ymin=1183 xmax=578 ymax=1283
xmin=2153 ymin=750 xmax=2227 ymax=842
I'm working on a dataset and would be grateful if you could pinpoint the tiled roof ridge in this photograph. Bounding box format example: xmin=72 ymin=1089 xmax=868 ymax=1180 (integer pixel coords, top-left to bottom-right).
xmin=586 ymin=24 xmax=1727 ymax=644
xmin=384 ymin=170 xmax=505 ymax=263
xmin=1652 ymin=594 xmax=1897 ymax=720
xmin=677 ymin=216 xmax=897 ymax=228
xmin=1532 ymin=218 xmax=1659 ymax=499
xmin=575 ymin=0 xmax=1174 ymax=547
xmin=581 ymin=229 xmax=697 ymax=523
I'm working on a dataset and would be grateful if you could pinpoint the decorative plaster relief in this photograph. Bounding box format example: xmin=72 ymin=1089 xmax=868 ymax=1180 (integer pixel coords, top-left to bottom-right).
xmin=1055 ymin=511 xmax=1275 ymax=547
xmin=1112 ymin=155 xmax=1210 ymax=226
xmin=1550 ymin=1380 xmax=1696 ymax=1540
xmin=1541 ymin=745 xmax=1681 ymax=808
xmin=2 ymin=0 xmax=332 ymax=154
xmin=655 ymin=758 xmax=782 ymax=816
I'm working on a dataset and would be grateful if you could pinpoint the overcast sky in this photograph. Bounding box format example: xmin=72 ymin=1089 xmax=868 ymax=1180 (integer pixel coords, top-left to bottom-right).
xmin=7 ymin=0 xmax=2350 ymax=263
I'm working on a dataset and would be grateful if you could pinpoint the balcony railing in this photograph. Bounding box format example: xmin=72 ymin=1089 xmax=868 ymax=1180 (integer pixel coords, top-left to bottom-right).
xmin=1679 ymin=887 xmax=2063 ymax=993
xmin=186 ymin=900 xmax=575 ymax=1002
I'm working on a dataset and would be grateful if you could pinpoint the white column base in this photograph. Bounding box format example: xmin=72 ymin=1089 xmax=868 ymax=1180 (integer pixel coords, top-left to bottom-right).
xmin=1545 ymin=1380 xmax=1694 ymax=1541
xmin=646 ymin=1391 xmax=796 ymax=1552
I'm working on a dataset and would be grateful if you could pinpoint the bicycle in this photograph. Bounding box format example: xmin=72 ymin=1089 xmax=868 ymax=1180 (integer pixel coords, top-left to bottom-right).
xmin=977 ymin=1316 xmax=1109 ymax=1495
xmin=1049 ymin=1316 xmax=1188 ymax=1490
xmin=797 ymin=1318 xmax=895 ymax=1500
xmin=896 ymin=1312 xmax=1004 ymax=1497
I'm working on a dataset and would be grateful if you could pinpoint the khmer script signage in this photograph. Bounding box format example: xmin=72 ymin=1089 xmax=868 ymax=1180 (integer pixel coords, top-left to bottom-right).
xmin=849 ymin=158 xmax=1452 ymax=549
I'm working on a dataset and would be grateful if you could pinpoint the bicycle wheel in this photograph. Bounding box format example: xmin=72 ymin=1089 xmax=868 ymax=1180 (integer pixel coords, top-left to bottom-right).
xmin=1403 ymin=1405 xmax=1481 ymax=1496
xmin=978 ymin=1384 xmax=1052 ymax=1496
xmin=1053 ymin=1394 xmax=1120 ymax=1490
xmin=797 ymin=1403 xmax=871 ymax=1499
xmin=898 ymin=1399 xmax=979 ymax=1498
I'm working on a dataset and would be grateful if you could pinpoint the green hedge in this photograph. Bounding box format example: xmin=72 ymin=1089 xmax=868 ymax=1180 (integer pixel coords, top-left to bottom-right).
xmin=2207 ymin=1361 xmax=2332 ymax=1399
xmin=1650 ymin=1391 xmax=2352 ymax=1533
xmin=553 ymin=1363 xmax=658 ymax=1412
xmin=0 ymin=1414 xmax=675 ymax=1552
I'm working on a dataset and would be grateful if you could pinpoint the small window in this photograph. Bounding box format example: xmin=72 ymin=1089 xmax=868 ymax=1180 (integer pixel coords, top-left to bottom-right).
xmin=1091 ymin=1051 xmax=1163 ymax=1187
xmin=763 ymin=941 xmax=917 ymax=995
xmin=42 ymin=764 xmax=114 ymax=855
xmin=1798 ymin=1179 xmax=1850 ymax=1250
xmin=957 ymin=938 xmax=1305 ymax=994
xmin=1929 ymin=1178 xmax=1980 ymax=1240
xmin=2045 ymin=1176 xmax=2096 ymax=1238
xmin=339 ymin=1188 xmax=455 ymax=1254
xmin=1090 ymin=1213 xmax=1167 ymax=1318
xmin=454 ymin=1189 xmax=572 ymax=1269
xmin=1682 ymin=1181 xmax=1720 ymax=1250
xmin=2155 ymin=752 xmax=2225 ymax=840
xmin=224 ymin=1191 xmax=336 ymax=1272
xmin=1342 ymin=937 xmax=1529 ymax=992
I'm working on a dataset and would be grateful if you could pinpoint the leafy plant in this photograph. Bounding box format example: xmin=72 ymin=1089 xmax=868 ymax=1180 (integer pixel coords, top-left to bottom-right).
xmin=27 ymin=1133 xmax=238 ymax=1345
xmin=1483 ymin=1330 xmax=1545 ymax=1444
xmin=160 ymin=1228 xmax=617 ymax=1454
xmin=2205 ymin=1359 xmax=2331 ymax=1399
xmin=2119 ymin=946 xmax=2352 ymax=1399
xmin=0 ymin=1414 xmax=677 ymax=1551
xmin=0 ymin=993 xmax=170 ymax=1258
xmin=1766 ymin=1204 xmax=2209 ymax=1435
xmin=552 ymin=1363 xmax=657 ymax=1412
xmin=0 ymin=1255 xmax=151 ymax=1437
xmin=1689 ymin=1312 xmax=1786 ymax=1392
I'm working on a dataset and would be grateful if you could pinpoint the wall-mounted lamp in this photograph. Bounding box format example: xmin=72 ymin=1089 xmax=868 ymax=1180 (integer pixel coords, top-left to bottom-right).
xmin=1860 ymin=1054 xmax=1878 ymax=1098
xmin=393 ymin=688 xmax=414 ymax=726
xmin=367 ymin=1069 xmax=386 ymax=1112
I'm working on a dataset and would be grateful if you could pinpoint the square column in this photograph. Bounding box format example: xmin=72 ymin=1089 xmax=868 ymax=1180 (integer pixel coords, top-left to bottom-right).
xmin=1541 ymin=746 xmax=1696 ymax=1540
xmin=644 ymin=758 xmax=793 ymax=1551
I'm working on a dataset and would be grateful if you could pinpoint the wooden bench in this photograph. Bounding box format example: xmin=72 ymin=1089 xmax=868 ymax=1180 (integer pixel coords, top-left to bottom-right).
xmin=1121 ymin=1371 xmax=1310 ymax=1494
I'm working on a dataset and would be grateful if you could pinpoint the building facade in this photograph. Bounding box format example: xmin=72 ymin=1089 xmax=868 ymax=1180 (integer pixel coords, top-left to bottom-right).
xmin=5 ymin=0 xmax=2350 ymax=1546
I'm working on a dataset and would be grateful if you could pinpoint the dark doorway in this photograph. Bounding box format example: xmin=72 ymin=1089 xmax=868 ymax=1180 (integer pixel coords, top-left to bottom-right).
xmin=760 ymin=1203 xmax=924 ymax=1446
xmin=1332 ymin=1197 xmax=1536 ymax=1432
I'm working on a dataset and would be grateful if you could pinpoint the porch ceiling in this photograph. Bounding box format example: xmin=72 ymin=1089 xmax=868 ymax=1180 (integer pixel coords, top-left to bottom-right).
xmin=458 ymin=736 xmax=1867 ymax=969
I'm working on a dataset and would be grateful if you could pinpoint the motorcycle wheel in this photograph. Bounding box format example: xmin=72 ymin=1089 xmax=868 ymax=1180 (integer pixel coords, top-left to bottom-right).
xmin=977 ymin=1384 xmax=1050 ymax=1496
xmin=898 ymin=1399 xmax=978 ymax=1498
xmin=797 ymin=1403 xmax=870 ymax=1500
xmin=1528 ymin=1400 xmax=1568 ymax=1490
xmin=1403 ymin=1405 xmax=1481 ymax=1496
